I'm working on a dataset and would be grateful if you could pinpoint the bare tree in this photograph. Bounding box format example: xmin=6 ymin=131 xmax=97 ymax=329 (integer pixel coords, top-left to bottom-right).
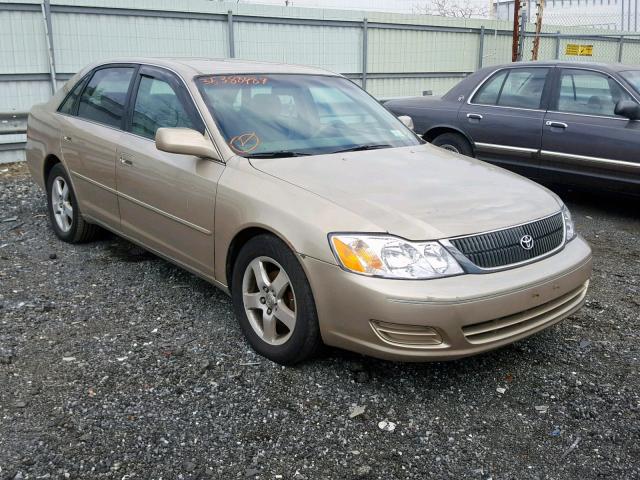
xmin=414 ymin=0 xmax=488 ymax=18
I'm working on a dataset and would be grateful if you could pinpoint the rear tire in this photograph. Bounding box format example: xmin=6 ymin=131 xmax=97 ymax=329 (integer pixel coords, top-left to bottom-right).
xmin=432 ymin=132 xmax=474 ymax=157
xmin=231 ymin=234 xmax=321 ymax=365
xmin=46 ymin=163 xmax=101 ymax=243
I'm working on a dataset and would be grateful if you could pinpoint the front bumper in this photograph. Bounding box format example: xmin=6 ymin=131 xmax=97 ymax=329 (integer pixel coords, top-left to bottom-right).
xmin=302 ymin=236 xmax=592 ymax=361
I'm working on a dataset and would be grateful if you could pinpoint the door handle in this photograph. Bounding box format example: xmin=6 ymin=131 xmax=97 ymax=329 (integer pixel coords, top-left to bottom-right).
xmin=119 ymin=155 xmax=133 ymax=166
xmin=546 ymin=121 xmax=568 ymax=129
xmin=63 ymin=135 xmax=72 ymax=142
xmin=467 ymin=113 xmax=483 ymax=120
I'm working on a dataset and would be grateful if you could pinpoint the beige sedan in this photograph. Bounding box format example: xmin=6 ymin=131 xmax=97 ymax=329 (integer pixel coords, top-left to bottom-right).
xmin=26 ymin=58 xmax=592 ymax=364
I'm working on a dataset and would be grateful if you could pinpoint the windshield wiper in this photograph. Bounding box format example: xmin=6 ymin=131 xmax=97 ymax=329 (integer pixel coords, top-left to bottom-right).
xmin=328 ymin=144 xmax=393 ymax=154
xmin=246 ymin=151 xmax=312 ymax=158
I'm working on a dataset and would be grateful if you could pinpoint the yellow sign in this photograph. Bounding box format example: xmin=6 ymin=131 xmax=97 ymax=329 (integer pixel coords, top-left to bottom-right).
xmin=565 ymin=44 xmax=593 ymax=56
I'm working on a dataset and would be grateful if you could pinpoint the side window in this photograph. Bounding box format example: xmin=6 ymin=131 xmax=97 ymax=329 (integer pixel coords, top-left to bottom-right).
xmin=58 ymin=77 xmax=87 ymax=115
xmin=472 ymin=68 xmax=548 ymax=109
xmin=131 ymin=76 xmax=200 ymax=140
xmin=472 ymin=70 xmax=508 ymax=105
xmin=77 ymin=67 xmax=134 ymax=128
xmin=557 ymin=69 xmax=635 ymax=116
xmin=497 ymin=68 xmax=548 ymax=109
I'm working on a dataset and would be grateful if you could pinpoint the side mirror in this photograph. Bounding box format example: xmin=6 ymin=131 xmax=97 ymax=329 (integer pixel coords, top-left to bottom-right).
xmin=155 ymin=128 xmax=220 ymax=160
xmin=614 ymin=100 xmax=640 ymax=120
xmin=398 ymin=115 xmax=414 ymax=130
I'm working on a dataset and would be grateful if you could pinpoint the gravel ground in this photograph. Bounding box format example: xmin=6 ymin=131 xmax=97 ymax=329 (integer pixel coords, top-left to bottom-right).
xmin=1 ymin=162 xmax=638 ymax=480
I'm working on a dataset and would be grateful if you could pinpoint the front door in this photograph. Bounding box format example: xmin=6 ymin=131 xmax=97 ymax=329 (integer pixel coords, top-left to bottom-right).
xmin=458 ymin=66 xmax=552 ymax=178
xmin=59 ymin=66 xmax=136 ymax=226
xmin=540 ymin=67 xmax=640 ymax=194
xmin=116 ymin=66 xmax=224 ymax=278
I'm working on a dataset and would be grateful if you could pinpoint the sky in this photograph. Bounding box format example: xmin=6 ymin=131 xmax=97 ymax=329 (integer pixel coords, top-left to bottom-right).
xmin=232 ymin=0 xmax=434 ymax=14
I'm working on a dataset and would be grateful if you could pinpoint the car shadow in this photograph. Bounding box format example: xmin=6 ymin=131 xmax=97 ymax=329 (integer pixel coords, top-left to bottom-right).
xmin=544 ymin=184 xmax=640 ymax=221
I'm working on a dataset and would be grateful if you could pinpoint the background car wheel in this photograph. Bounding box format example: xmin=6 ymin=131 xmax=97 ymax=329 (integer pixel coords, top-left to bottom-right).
xmin=432 ymin=132 xmax=474 ymax=157
xmin=46 ymin=163 xmax=101 ymax=243
xmin=231 ymin=234 xmax=321 ymax=365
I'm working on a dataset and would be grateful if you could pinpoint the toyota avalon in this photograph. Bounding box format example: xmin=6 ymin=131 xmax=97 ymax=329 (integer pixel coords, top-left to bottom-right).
xmin=26 ymin=58 xmax=592 ymax=364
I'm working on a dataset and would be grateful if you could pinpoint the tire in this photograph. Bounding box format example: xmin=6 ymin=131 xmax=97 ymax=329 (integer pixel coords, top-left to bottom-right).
xmin=231 ymin=234 xmax=321 ymax=365
xmin=431 ymin=132 xmax=474 ymax=157
xmin=46 ymin=163 xmax=101 ymax=243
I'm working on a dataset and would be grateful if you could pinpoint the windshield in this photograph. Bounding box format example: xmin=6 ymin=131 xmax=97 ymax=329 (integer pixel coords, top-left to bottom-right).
xmin=196 ymin=74 xmax=420 ymax=157
xmin=620 ymin=70 xmax=640 ymax=94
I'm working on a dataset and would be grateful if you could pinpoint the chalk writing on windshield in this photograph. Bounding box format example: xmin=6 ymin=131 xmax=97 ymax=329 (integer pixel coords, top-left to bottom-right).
xmin=200 ymin=76 xmax=269 ymax=86
xmin=229 ymin=132 xmax=260 ymax=154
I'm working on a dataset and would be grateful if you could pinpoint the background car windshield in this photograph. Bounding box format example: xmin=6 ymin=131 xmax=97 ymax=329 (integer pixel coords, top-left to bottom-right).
xmin=196 ymin=74 xmax=419 ymax=157
xmin=620 ymin=70 xmax=640 ymax=93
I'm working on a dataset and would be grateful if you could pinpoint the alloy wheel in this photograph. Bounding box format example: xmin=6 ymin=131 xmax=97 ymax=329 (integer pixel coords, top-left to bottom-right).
xmin=51 ymin=176 xmax=73 ymax=232
xmin=242 ymin=256 xmax=297 ymax=346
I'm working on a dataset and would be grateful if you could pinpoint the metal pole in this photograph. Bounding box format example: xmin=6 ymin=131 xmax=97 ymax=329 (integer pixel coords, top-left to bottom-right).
xmin=41 ymin=0 xmax=57 ymax=95
xmin=512 ymin=0 xmax=521 ymax=61
xmin=618 ymin=35 xmax=625 ymax=62
xmin=635 ymin=0 xmax=638 ymax=31
xmin=227 ymin=10 xmax=235 ymax=58
xmin=554 ymin=30 xmax=561 ymax=59
xmin=362 ymin=18 xmax=368 ymax=90
xmin=478 ymin=25 xmax=485 ymax=69
xmin=622 ymin=0 xmax=625 ymax=31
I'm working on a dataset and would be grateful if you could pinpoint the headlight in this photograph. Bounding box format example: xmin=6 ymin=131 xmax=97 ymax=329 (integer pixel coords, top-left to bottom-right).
xmin=562 ymin=206 xmax=576 ymax=241
xmin=329 ymin=234 xmax=463 ymax=279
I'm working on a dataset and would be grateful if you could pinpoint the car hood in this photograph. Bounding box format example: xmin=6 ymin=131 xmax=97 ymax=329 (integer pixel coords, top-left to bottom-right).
xmin=249 ymin=144 xmax=562 ymax=240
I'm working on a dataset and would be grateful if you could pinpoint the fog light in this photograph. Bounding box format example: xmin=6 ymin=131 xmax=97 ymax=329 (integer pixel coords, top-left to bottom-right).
xmin=370 ymin=320 xmax=443 ymax=348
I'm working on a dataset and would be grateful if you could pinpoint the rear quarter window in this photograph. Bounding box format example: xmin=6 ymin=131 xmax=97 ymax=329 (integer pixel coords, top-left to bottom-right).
xmin=58 ymin=77 xmax=88 ymax=115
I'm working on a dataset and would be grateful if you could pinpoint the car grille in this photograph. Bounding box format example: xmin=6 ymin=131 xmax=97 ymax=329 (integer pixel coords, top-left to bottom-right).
xmin=462 ymin=281 xmax=589 ymax=344
xmin=449 ymin=213 xmax=564 ymax=269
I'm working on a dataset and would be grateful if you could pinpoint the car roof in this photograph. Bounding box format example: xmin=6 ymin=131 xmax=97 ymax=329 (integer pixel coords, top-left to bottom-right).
xmin=488 ymin=60 xmax=638 ymax=73
xmin=88 ymin=57 xmax=341 ymax=77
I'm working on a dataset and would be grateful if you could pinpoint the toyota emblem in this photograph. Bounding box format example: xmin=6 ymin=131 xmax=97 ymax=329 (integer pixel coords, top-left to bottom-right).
xmin=520 ymin=234 xmax=534 ymax=250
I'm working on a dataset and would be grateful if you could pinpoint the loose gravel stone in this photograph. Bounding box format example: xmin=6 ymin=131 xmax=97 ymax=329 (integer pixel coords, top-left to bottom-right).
xmin=1 ymin=163 xmax=638 ymax=479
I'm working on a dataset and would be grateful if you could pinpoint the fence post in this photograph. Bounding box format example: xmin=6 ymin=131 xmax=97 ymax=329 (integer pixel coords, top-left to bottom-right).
xmin=618 ymin=35 xmax=625 ymax=62
xmin=41 ymin=0 xmax=57 ymax=95
xmin=517 ymin=8 xmax=527 ymax=61
xmin=478 ymin=26 xmax=485 ymax=69
xmin=362 ymin=18 xmax=368 ymax=90
xmin=554 ymin=31 xmax=561 ymax=59
xmin=227 ymin=10 xmax=235 ymax=58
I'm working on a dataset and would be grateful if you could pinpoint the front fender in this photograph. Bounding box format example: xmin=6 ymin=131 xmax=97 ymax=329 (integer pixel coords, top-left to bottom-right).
xmin=213 ymin=157 xmax=381 ymax=286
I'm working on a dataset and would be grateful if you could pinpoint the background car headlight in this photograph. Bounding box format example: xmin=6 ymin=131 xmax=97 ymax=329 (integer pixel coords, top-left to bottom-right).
xmin=329 ymin=234 xmax=463 ymax=279
xmin=562 ymin=206 xmax=576 ymax=241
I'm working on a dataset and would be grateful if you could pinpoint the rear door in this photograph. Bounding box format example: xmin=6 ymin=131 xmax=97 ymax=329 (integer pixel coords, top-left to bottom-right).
xmin=458 ymin=66 xmax=552 ymax=178
xmin=116 ymin=65 xmax=224 ymax=278
xmin=58 ymin=65 xmax=136 ymax=227
xmin=541 ymin=67 xmax=640 ymax=192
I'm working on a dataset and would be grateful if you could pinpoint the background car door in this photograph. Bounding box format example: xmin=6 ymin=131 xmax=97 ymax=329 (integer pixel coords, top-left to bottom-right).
xmin=116 ymin=66 xmax=224 ymax=278
xmin=541 ymin=67 xmax=640 ymax=193
xmin=458 ymin=66 xmax=552 ymax=178
xmin=59 ymin=65 xmax=135 ymax=226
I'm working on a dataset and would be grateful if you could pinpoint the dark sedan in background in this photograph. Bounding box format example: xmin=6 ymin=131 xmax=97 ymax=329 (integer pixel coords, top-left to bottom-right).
xmin=385 ymin=61 xmax=640 ymax=196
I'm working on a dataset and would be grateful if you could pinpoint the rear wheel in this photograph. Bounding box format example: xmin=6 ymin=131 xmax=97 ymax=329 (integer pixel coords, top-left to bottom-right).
xmin=231 ymin=234 xmax=321 ymax=365
xmin=432 ymin=132 xmax=474 ymax=157
xmin=46 ymin=163 xmax=100 ymax=243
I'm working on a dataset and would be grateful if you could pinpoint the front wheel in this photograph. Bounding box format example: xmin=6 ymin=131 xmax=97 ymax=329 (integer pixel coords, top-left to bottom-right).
xmin=231 ymin=234 xmax=321 ymax=365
